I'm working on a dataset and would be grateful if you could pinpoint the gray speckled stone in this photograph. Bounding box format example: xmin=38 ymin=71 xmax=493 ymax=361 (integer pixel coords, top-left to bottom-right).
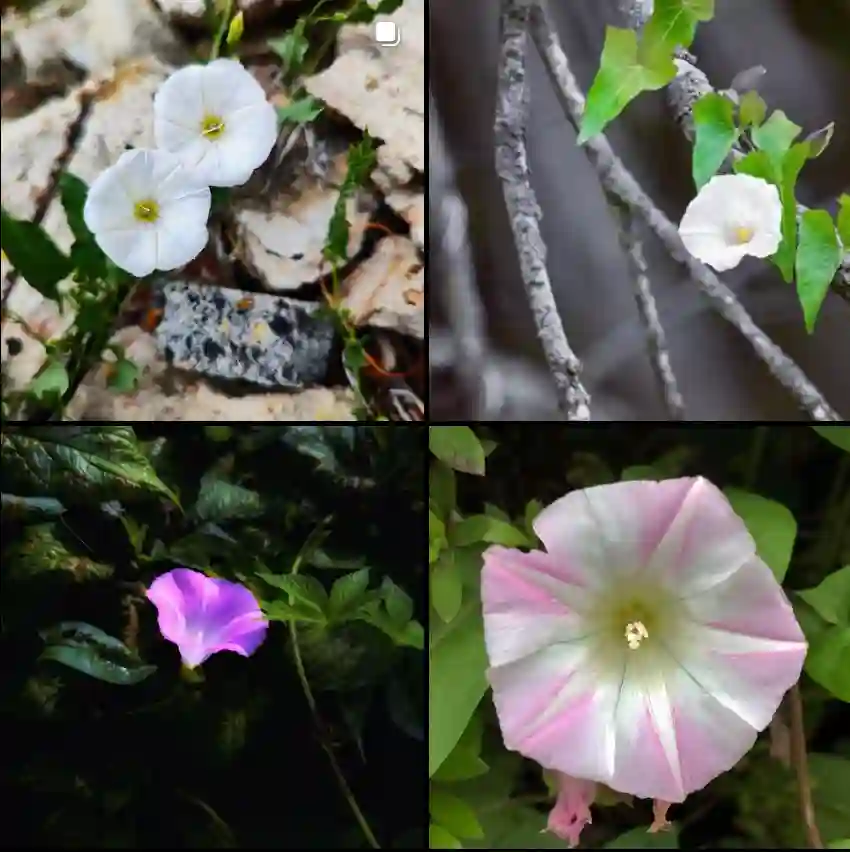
xmin=155 ymin=281 xmax=336 ymax=389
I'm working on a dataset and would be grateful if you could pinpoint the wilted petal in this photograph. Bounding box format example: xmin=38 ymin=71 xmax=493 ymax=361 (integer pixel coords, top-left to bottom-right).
xmin=547 ymin=773 xmax=596 ymax=847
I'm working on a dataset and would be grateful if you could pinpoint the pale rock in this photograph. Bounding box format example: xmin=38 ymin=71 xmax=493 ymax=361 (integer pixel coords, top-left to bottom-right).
xmin=234 ymin=151 xmax=377 ymax=291
xmin=2 ymin=0 xmax=186 ymax=85
xmin=342 ymin=235 xmax=423 ymax=338
xmin=305 ymin=0 xmax=424 ymax=175
xmin=64 ymin=327 xmax=357 ymax=421
xmin=157 ymin=0 xmax=299 ymax=25
xmin=384 ymin=187 xmax=423 ymax=250
xmin=1 ymin=60 xmax=174 ymax=397
xmin=1 ymin=321 xmax=50 ymax=398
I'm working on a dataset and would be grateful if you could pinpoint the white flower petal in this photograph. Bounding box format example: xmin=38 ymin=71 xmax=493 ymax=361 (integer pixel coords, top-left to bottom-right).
xmin=153 ymin=65 xmax=206 ymax=132
xmin=203 ymin=58 xmax=269 ymax=115
xmin=83 ymin=163 xmax=137 ymax=234
xmin=95 ymin=228 xmax=158 ymax=277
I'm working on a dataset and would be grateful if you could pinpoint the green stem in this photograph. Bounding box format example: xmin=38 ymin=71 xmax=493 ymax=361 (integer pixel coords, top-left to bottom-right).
xmin=288 ymin=522 xmax=380 ymax=849
xmin=209 ymin=0 xmax=234 ymax=61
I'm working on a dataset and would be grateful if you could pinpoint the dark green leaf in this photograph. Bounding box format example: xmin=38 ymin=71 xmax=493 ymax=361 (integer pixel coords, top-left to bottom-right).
xmin=430 ymin=460 xmax=457 ymax=520
xmin=381 ymin=576 xmax=414 ymax=626
xmin=58 ymin=172 xmax=108 ymax=282
xmin=605 ymin=825 xmax=680 ymax=848
xmin=429 ymin=824 xmax=462 ymax=849
xmin=6 ymin=523 xmax=112 ymax=582
xmin=806 ymin=625 xmax=850 ymax=702
xmin=430 ymin=509 xmax=447 ymax=563
xmin=0 ymin=493 xmax=66 ymax=521
xmin=39 ymin=621 xmax=156 ymax=685
xmin=268 ymin=20 xmax=309 ymax=74
xmin=431 ymin=551 xmax=463 ymax=623
xmin=796 ymin=209 xmax=842 ymax=333
xmin=257 ymin=571 xmax=328 ymax=612
xmin=328 ymin=567 xmax=372 ymax=618
xmin=1 ymin=206 xmax=72 ymax=301
xmin=193 ymin=470 xmax=263 ymax=523
xmin=0 ymin=426 xmax=179 ymax=506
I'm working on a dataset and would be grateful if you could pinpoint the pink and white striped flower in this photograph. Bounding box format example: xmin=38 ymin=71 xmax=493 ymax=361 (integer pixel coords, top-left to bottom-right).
xmin=482 ymin=477 xmax=806 ymax=843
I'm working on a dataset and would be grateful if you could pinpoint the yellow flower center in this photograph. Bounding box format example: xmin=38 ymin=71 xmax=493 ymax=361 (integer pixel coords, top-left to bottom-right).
xmin=133 ymin=198 xmax=159 ymax=223
xmin=730 ymin=225 xmax=754 ymax=245
xmin=201 ymin=114 xmax=226 ymax=139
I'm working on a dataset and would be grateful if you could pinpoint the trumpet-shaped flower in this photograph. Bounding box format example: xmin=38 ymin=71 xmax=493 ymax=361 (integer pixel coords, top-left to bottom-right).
xmin=146 ymin=567 xmax=268 ymax=668
xmin=678 ymin=173 xmax=782 ymax=271
xmin=482 ymin=477 xmax=806 ymax=841
xmin=153 ymin=58 xmax=278 ymax=188
xmin=83 ymin=149 xmax=211 ymax=277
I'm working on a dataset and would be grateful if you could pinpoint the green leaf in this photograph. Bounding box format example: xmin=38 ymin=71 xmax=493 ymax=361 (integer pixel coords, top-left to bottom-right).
xmin=268 ymin=20 xmax=309 ymax=74
xmin=751 ymin=110 xmax=802 ymax=164
xmin=0 ymin=206 xmax=73 ymax=302
xmin=811 ymin=426 xmax=850 ymax=454
xmin=58 ymin=172 xmax=108 ymax=282
xmin=796 ymin=209 xmax=842 ymax=333
xmin=430 ymin=461 xmax=457 ymax=520
xmin=432 ymin=713 xmax=488 ymax=782
xmin=429 ymin=426 xmax=486 ymax=476
xmin=193 ymin=470 xmax=263 ymax=523
xmin=106 ymin=357 xmax=141 ymax=393
xmin=809 ymin=753 xmax=850 ymax=843
xmin=0 ymin=493 xmax=66 ymax=521
xmin=28 ymin=358 xmax=70 ymax=402
xmin=430 ymin=509 xmax=447 ymax=563
xmin=463 ymin=801 xmax=566 ymax=849
xmin=806 ymin=625 xmax=850 ymax=702
xmin=429 ymin=824 xmax=462 ymax=850
xmin=432 ymin=551 xmax=463 ymax=623
xmin=640 ymin=0 xmax=714 ymax=66
xmin=261 ymin=598 xmax=327 ymax=624
xmin=7 ymin=523 xmax=113 ymax=582
xmin=524 ymin=498 xmax=543 ymax=540
xmin=430 ymin=788 xmax=484 ymax=840
xmin=605 ymin=825 xmax=680 ymax=848
xmin=803 ymin=123 xmax=835 ymax=159
xmin=380 ymin=576 xmax=414 ymax=626
xmin=257 ymin=571 xmax=328 ymax=613
xmin=723 ymin=487 xmax=797 ymax=582
xmin=324 ymin=134 xmax=376 ymax=264
xmin=0 ymin=426 xmax=179 ymax=506
xmin=578 ymin=27 xmax=676 ymax=143
xmin=451 ymin=515 xmax=531 ymax=548
xmin=837 ymin=194 xmax=850 ymax=247
xmin=738 ymin=90 xmax=766 ymax=127
xmin=799 ymin=567 xmax=850 ymax=625
xmin=430 ymin=599 xmax=488 ymax=776
xmin=328 ymin=567 xmax=372 ymax=618
xmin=39 ymin=621 xmax=156 ymax=685
xmin=828 ymin=840 xmax=850 ymax=849
xmin=691 ymin=92 xmax=739 ymax=189
xmin=276 ymin=96 xmax=323 ymax=125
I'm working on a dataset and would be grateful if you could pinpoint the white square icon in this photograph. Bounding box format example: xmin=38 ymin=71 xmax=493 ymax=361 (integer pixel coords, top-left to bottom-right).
xmin=374 ymin=20 xmax=400 ymax=46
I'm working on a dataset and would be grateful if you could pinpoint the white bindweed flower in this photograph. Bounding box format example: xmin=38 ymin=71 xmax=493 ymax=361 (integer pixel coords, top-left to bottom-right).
xmin=83 ymin=149 xmax=211 ymax=278
xmin=678 ymin=173 xmax=782 ymax=272
xmin=153 ymin=58 xmax=278 ymax=188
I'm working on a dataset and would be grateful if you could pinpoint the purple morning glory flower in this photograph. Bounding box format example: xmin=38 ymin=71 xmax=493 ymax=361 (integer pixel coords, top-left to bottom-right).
xmin=146 ymin=568 xmax=268 ymax=668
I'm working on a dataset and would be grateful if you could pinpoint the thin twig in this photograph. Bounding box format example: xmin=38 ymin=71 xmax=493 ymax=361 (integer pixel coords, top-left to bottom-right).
xmin=430 ymin=92 xmax=490 ymax=418
xmin=529 ymin=1 xmax=839 ymax=421
xmin=620 ymin=0 xmax=850 ymax=305
xmin=788 ymin=684 xmax=824 ymax=849
xmin=607 ymin=198 xmax=686 ymax=418
xmin=494 ymin=0 xmax=591 ymax=421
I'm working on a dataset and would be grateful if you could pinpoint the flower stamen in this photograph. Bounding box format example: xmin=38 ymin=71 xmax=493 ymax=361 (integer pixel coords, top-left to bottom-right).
xmin=730 ymin=225 xmax=754 ymax=245
xmin=625 ymin=620 xmax=649 ymax=650
xmin=201 ymin=114 xmax=226 ymax=139
xmin=133 ymin=198 xmax=160 ymax=223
